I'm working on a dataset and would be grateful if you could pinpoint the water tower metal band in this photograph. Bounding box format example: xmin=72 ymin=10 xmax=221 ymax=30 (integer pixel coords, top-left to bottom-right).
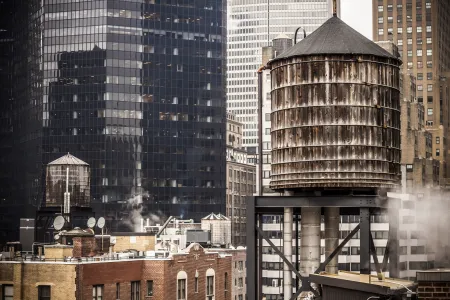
xmin=246 ymin=193 xmax=400 ymax=300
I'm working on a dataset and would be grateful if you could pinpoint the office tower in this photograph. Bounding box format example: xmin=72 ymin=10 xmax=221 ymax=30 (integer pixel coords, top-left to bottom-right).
xmin=225 ymin=112 xmax=256 ymax=246
xmin=227 ymin=0 xmax=340 ymax=150
xmin=0 ymin=0 xmax=15 ymax=243
xmin=373 ymin=0 xmax=450 ymax=183
xmin=4 ymin=0 xmax=226 ymax=241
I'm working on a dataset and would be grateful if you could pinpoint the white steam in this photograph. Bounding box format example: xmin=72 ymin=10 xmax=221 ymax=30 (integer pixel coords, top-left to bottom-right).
xmin=121 ymin=192 xmax=163 ymax=232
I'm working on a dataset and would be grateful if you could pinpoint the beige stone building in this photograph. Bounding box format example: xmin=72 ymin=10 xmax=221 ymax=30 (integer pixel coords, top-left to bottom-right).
xmin=226 ymin=112 xmax=256 ymax=246
xmin=373 ymin=0 xmax=450 ymax=184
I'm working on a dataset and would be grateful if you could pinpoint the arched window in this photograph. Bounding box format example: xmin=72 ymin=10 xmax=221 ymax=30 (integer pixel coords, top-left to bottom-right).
xmin=224 ymin=272 xmax=228 ymax=298
xmin=177 ymin=271 xmax=187 ymax=300
xmin=206 ymin=269 xmax=215 ymax=300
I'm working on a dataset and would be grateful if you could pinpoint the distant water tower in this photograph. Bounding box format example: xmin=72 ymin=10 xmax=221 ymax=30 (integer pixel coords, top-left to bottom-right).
xmin=45 ymin=153 xmax=90 ymax=208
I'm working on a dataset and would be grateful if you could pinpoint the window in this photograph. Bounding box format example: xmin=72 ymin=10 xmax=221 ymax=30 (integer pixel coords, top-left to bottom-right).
xmin=177 ymin=271 xmax=187 ymax=300
xmin=206 ymin=276 xmax=214 ymax=299
xmin=426 ymin=26 xmax=432 ymax=32
xmin=93 ymin=285 xmax=103 ymax=300
xmin=418 ymin=85 xmax=423 ymax=91
xmin=417 ymin=73 xmax=423 ymax=80
xmin=427 ymin=73 xmax=433 ymax=80
xmin=407 ymin=38 xmax=412 ymax=44
xmin=407 ymin=27 xmax=412 ymax=33
xmin=427 ymin=96 xmax=433 ymax=103
xmin=427 ymin=84 xmax=433 ymax=92
xmin=397 ymin=27 xmax=403 ymax=34
xmin=417 ymin=26 xmax=422 ymax=33
xmin=147 ymin=280 xmax=153 ymax=296
xmin=417 ymin=50 xmax=422 ymax=56
xmin=387 ymin=4 xmax=393 ymax=11
xmin=436 ymin=137 xmax=440 ymax=144
xmin=426 ymin=2 xmax=431 ymax=9
xmin=436 ymin=149 xmax=440 ymax=156
xmin=238 ymin=261 xmax=244 ymax=271
xmin=224 ymin=273 xmax=228 ymax=291
xmin=265 ymin=128 xmax=270 ymax=135
xmin=206 ymin=269 xmax=215 ymax=300
xmin=403 ymin=216 xmax=415 ymax=224
xmin=398 ymin=39 xmax=403 ymax=46
xmin=407 ymin=50 xmax=412 ymax=57
xmin=427 ymin=49 xmax=432 ymax=56
xmin=378 ymin=5 xmax=383 ymax=12
xmin=387 ymin=16 xmax=393 ymax=23
xmin=38 ymin=286 xmax=51 ymax=300
xmin=116 ymin=283 xmax=120 ymax=299
xmin=411 ymin=246 xmax=426 ymax=254
xmin=131 ymin=281 xmax=140 ymax=300
xmin=427 ymin=37 xmax=432 ymax=44
xmin=238 ymin=278 xmax=244 ymax=288
xmin=417 ymin=37 xmax=423 ymax=45
xmin=418 ymin=61 xmax=423 ymax=68
xmin=418 ymin=97 xmax=423 ymax=103
xmin=378 ymin=17 xmax=383 ymax=24
xmin=426 ymin=121 xmax=433 ymax=126
xmin=428 ymin=108 xmax=433 ymax=116
xmin=263 ymin=171 xmax=271 ymax=178
xmin=195 ymin=276 xmax=199 ymax=293
xmin=427 ymin=61 xmax=432 ymax=68
xmin=265 ymin=113 xmax=270 ymax=121
xmin=378 ymin=28 xmax=384 ymax=35
xmin=2 ymin=285 xmax=13 ymax=300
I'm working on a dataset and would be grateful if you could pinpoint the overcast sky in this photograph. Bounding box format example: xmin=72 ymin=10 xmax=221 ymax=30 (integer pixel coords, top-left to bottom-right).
xmin=340 ymin=0 xmax=373 ymax=40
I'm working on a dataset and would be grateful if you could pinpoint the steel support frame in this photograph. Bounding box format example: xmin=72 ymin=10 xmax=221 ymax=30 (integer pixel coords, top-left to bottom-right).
xmin=246 ymin=194 xmax=397 ymax=300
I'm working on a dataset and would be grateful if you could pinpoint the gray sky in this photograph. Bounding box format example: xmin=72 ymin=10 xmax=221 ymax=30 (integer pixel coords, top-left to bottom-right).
xmin=340 ymin=0 xmax=373 ymax=40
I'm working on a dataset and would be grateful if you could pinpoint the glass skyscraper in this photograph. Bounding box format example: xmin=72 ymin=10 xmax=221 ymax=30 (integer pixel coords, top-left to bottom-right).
xmin=2 ymin=0 xmax=226 ymax=240
xmin=227 ymin=0 xmax=339 ymax=149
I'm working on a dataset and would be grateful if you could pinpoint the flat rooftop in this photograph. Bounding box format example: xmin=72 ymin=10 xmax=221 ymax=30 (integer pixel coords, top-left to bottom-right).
xmin=417 ymin=269 xmax=450 ymax=282
xmin=311 ymin=271 xmax=416 ymax=295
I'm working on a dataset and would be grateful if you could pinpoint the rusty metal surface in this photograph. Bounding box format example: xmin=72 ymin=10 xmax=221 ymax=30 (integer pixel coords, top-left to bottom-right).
xmin=269 ymin=55 xmax=401 ymax=190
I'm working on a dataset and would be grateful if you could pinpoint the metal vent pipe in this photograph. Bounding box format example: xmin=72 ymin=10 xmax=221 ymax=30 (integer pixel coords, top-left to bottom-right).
xmin=300 ymin=207 xmax=321 ymax=299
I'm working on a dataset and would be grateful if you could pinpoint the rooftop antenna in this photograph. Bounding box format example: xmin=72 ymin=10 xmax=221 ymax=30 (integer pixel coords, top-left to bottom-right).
xmin=63 ymin=165 xmax=71 ymax=222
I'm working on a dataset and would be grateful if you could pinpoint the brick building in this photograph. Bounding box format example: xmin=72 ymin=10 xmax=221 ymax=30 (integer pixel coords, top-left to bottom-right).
xmin=417 ymin=269 xmax=450 ymax=299
xmin=0 ymin=243 xmax=233 ymax=300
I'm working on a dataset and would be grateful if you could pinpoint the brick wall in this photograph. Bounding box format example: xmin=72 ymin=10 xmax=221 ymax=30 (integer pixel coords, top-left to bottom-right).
xmin=417 ymin=281 xmax=450 ymax=299
xmin=4 ymin=262 xmax=77 ymax=300
xmin=78 ymin=244 xmax=232 ymax=300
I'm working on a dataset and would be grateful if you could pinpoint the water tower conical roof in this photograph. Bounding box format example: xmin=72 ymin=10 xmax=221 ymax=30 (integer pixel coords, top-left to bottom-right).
xmin=48 ymin=153 xmax=89 ymax=166
xmin=272 ymin=16 xmax=398 ymax=61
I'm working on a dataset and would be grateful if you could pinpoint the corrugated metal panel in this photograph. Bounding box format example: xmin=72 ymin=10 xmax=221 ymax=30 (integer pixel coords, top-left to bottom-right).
xmin=270 ymin=54 xmax=401 ymax=190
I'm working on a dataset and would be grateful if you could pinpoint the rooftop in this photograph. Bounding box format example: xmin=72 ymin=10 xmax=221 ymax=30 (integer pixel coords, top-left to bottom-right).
xmin=272 ymin=16 xmax=398 ymax=62
xmin=310 ymin=271 xmax=417 ymax=295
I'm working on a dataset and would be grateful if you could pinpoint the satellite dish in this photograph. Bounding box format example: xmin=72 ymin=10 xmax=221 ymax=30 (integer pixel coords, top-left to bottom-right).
xmin=54 ymin=234 xmax=60 ymax=240
xmin=97 ymin=217 xmax=105 ymax=229
xmin=87 ymin=217 xmax=96 ymax=228
xmin=53 ymin=216 xmax=65 ymax=231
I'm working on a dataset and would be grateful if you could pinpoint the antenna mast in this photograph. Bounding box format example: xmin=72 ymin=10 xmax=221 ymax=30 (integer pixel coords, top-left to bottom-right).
xmin=64 ymin=166 xmax=71 ymax=222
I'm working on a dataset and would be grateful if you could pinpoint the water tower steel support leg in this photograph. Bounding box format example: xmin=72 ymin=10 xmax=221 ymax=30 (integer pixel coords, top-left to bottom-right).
xmin=258 ymin=214 xmax=263 ymax=299
xmin=388 ymin=200 xmax=400 ymax=278
xmin=360 ymin=207 xmax=371 ymax=275
xmin=246 ymin=196 xmax=256 ymax=300
xmin=295 ymin=211 xmax=300 ymax=289
xmin=283 ymin=207 xmax=293 ymax=298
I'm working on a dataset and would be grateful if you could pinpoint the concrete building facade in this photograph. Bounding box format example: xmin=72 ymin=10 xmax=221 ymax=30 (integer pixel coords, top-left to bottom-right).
xmin=226 ymin=113 xmax=256 ymax=246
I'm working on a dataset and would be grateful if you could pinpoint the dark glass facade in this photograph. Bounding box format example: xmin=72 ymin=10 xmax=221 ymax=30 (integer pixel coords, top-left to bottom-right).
xmin=0 ymin=0 xmax=15 ymax=243
xmin=3 ymin=0 xmax=226 ymax=240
